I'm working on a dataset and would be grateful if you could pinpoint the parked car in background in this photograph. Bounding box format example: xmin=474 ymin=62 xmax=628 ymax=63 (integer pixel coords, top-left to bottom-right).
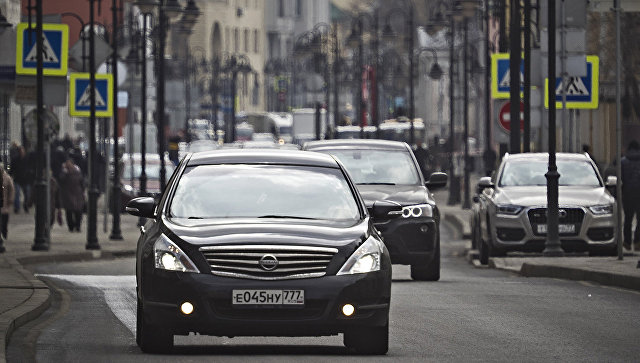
xmin=126 ymin=149 xmax=398 ymax=354
xmin=304 ymin=139 xmax=448 ymax=281
xmin=119 ymin=153 xmax=175 ymax=211
xmin=472 ymin=152 xmax=617 ymax=265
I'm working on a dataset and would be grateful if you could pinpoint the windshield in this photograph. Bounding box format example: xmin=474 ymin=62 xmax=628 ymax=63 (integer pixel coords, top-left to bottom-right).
xmin=322 ymin=149 xmax=421 ymax=185
xmin=169 ymin=165 xmax=361 ymax=220
xmin=499 ymin=160 xmax=601 ymax=187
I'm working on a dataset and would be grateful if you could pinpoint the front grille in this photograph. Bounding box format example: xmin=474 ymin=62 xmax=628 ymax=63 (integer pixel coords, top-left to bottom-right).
xmin=211 ymin=300 xmax=327 ymax=320
xmin=199 ymin=245 xmax=338 ymax=280
xmin=496 ymin=227 xmax=526 ymax=241
xmin=528 ymin=208 xmax=585 ymax=224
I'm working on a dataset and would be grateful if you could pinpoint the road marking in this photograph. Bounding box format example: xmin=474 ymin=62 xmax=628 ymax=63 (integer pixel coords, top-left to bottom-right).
xmin=36 ymin=274 xmax=137 ymax=336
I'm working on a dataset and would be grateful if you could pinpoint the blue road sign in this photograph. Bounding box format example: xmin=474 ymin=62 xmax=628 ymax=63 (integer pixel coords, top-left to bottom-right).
xmin=544 ymin=55 xmax=599 ymax=109
xmin=69 ymin=73 xmax=113 ymax=117
xmin=16 ymin=23 xmax=69 ymax=76
xmin=491 ymin=53 xmax=524 ymax=99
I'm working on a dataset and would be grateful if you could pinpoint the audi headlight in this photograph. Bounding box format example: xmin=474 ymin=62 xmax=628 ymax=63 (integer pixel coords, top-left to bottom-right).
xmin=589 ymin=204 xmax=613 ymax=215
xmin=399 ymin=204 xmax=433 ymax=218
xmin=496 ymin=204 xmax=523 ymax=216
xmin=154 ymin=234 xmax=200 ymax=273
xmin=337 ymin=238 xmax=384 ymax=275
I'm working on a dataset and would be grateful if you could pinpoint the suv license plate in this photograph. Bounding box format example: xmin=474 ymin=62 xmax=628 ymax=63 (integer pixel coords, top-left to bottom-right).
xmin=232 ymin=289 xmax=304 ymax=305
xmin=537 ymin=224 xmax=575 ymax=234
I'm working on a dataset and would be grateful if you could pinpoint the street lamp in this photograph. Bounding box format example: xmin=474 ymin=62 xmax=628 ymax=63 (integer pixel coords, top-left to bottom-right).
xmin=221 ymin=54 xmax=253 ymax=143
xmin=381 ymin=4 xmax=415 ymax=146
xmin=136 ymin=0 xmax=184 ymax=191
xmin=176 ymin=0 xmax=200 ymax=143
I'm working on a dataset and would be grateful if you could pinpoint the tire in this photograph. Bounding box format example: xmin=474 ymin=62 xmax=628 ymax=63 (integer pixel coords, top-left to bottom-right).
xmin=589 ymin=245 xmax=617 ymax=257
xmin=344 ymin=323 xmax=389 ymax=355
xmin=410 ymin=240 xmax=440 ymax=281
xmin=478 ymin=238 xmax=489 ymax=265
xmin=137 ymin=298 xmax=173 ymax=354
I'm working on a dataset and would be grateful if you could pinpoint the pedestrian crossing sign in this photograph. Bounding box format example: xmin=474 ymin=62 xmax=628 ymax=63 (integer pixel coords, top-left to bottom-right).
xmin=544 ymin=55 xmax=599 ymax=109
xmin=15 ymin=23 xmax=69 ymax=76
xmin=69 ymin=73 xmax=113 ymax=117
xmin=491 ymin=53 xmax=524 ymax=99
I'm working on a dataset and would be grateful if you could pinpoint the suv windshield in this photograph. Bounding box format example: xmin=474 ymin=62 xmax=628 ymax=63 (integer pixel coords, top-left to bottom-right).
xmin=324 ymin=149 xmax=421 ymax=185
xmin=169 ymin=164 xmax=360 ymax=220
xmin=499 ymin=160 xmax=601 ymax=187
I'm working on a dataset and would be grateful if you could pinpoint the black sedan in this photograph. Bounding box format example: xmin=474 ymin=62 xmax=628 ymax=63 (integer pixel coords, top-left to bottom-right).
xmin=303 ymin=140 xmax=447 ymax=281
xmin=126 ymin=149 xmax=399 ymax=354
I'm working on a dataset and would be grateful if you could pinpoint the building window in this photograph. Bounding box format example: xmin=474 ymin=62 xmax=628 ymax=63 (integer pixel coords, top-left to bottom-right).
xmin=296 ymin=0 xmax=302 ymax=17
xmin=244 ymin=29 xmax=249 ymax=53
xmin=234 ymin=28 xmax=239 ymax=53
xmin=225 ymin=27 xmax=230 ymax=52
xmin=278 ymin=0 xmax=285 ymax=17
xmin=254 ymin=29 xmax=259 ymax=53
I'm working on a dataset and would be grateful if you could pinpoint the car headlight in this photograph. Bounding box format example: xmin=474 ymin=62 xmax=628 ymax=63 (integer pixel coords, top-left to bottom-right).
xmin=154 ymin=234 xmax=200 ymax=273
xmin=123 ymin=184 xmax=134 ymax=192
xmin=589 ymin=204 xmax=613 ymax=215
xmin=337 ymin=237 xmax=383 ymax=275
xmin=496 ymin=204 xmax=523 ymax=216
xmin=399 ymin=204 xmax=433 ymax=218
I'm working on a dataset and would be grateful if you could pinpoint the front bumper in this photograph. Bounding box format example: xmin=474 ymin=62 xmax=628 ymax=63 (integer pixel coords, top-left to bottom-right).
xmin=375 ymin=217 xmax=438 ymax=265
xmin=490 ymin=206 xmax=616 ymax=252
xmin=141 ymin=269 xmax=391 ymax=337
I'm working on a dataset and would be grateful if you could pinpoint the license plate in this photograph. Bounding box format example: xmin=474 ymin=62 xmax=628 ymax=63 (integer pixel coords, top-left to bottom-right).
xmin=537 ymin=224 xmax=575 ymax=234
xmin=232 ymin=289 xmax=304 ymax=305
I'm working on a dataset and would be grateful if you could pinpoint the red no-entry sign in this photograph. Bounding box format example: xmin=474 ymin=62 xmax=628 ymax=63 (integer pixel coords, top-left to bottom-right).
xmin=498 ymin=101 xmax=524 ymax=132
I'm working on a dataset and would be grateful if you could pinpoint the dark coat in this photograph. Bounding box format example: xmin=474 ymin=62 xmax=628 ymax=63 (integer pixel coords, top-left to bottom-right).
xmin=621 ymin=149 xmax=640 ymax=199
xmin=59 ymin=163 xmax=86 ymax=211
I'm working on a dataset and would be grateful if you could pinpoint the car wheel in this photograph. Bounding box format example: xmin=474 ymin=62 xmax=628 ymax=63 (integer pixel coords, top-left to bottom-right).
xmin=478 ymin=238 xmax=489 ymax=265
xmin=410 ymin=241 xmax=440 ymax=281
xmin=343 ymin=323 xmax=389 ymax=355
xmin=589 ymin=245 xmax=617 ymax=257
xmin=137 ymin=298 xmax=173 ymax=354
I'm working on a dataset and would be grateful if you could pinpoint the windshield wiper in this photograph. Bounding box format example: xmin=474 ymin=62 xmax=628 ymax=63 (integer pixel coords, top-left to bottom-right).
xmin=356 ymin=182 xmax=396 ymax=185
xmin=257 ymin=215 xmax=317 ymax=220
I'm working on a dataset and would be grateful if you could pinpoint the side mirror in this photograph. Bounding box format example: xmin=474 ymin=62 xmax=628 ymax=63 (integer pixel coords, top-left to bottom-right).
xmin=476 ymin=176 xmax=495 ymax=194
xmin=426 ymin=172 xmax=448 ymax=189
xmin=605 ymin=175 xmax=617 ymax=187
xmin=126 ymin=197 xmax=156 ymax=218
xmin=370 ymin=200 xmax=403 ymax=219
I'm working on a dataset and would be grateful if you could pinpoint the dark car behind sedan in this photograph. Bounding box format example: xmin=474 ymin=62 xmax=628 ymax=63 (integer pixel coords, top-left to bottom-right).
xmin=303 ymin=140 xmax=447 ymax=281
xmin=127 ymin=149 xmax=399 ymax=354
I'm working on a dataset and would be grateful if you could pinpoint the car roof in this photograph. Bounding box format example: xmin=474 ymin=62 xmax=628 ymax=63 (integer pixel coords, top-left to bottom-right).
xmin=303 ymin=139 xmax=410 ymax=151
xmin=186 ymin=149 xmax=340 ymax=168
xmin=502 ymin=152 xmax=591 ymax=162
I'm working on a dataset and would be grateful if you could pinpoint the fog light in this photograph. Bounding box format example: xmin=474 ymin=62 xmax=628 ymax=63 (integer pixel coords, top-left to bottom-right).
xmin=180 ymin=302 xmax=194 ymax=315
xmin=342 ymin=304 xmax=355 ymax=317
xmin=420 ymin=224 xmax=429 ymax=233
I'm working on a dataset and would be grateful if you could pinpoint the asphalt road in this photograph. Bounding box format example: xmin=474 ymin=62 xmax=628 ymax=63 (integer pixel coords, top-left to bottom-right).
xmin=7 ymin=221 xmax=640 ymax=362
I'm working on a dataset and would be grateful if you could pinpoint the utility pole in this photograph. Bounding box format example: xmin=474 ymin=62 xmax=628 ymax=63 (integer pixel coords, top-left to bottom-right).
xmin=86 ymin=0 xmax=100 ymax=250
xmin=523 ymin=0 xmax=531 ymax=152
xmin=509 ymin=0 xmax=521 ymax=153
xmin=110 ymin=0 xmax=123 ymax=240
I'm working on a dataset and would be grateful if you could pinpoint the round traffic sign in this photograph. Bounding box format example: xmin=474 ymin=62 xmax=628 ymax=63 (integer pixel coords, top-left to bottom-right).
xmin=498 ymin=101 xmax=524 ymax=132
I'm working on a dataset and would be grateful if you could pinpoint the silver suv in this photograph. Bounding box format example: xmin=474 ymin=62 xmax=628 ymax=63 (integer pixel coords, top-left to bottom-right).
xmin=472 ymin=153 xmax=617 ymax=264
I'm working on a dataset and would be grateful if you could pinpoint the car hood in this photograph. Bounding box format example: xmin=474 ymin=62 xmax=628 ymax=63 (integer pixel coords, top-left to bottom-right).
xmin=163 ymin=217 xmax=369 ymax=248
xmin=356 ymin=184 xmax=432 ymax=206
xmin=494 ymin=186 xmax=614 ymax=207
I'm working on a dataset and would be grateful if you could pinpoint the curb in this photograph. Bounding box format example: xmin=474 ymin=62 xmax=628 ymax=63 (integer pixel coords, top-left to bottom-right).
xmin=520 ymin=263 xmax=640 ymax=292
xmin=0 ymin=258 xmax=51 ymax=363
xmin=442 ymin=212 xmax=471 ymax=240
xmin=0 ymin=249 xmax=135 ymax=363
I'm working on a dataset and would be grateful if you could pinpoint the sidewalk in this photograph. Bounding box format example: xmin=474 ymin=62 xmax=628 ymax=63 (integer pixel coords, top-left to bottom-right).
xmin=433 ymin=185 xmax=640 ymax=294
xmin=0 ymin=201 xmax=140 ymax=363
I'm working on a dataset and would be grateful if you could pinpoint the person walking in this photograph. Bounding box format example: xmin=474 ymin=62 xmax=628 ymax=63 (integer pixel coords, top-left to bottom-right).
xmin=0 ymin=164 xmax=15 ymax=240
xmin=59 ymin=158 xmax=85 ymax=232
xmin=620 ymin=140 xmax=640 ymax=250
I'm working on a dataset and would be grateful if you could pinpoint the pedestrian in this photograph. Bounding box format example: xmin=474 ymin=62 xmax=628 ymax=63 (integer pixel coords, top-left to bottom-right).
xmin=620 ymin=140 xmax=640 ymax=250
xmin=0 ymin=163 xmax=14 ymax=241
xmin=59 ymin=158 xmax=85 ymax=232
xmin=10 ymin=145 xmax=32 ymax=213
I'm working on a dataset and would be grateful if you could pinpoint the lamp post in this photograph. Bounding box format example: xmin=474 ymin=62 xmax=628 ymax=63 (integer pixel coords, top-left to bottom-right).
xmin=381 ymin=5 xmax=415 ymax=146
xmin=222 ymin=55 xmax=253 ymax=143
xmin=109 ymin=0 xmax=123 ymax=240
xmin=177 ymin=0 xmax=200 ymax=143
xmin=136 ymin=0 xmax=184 ymax=191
